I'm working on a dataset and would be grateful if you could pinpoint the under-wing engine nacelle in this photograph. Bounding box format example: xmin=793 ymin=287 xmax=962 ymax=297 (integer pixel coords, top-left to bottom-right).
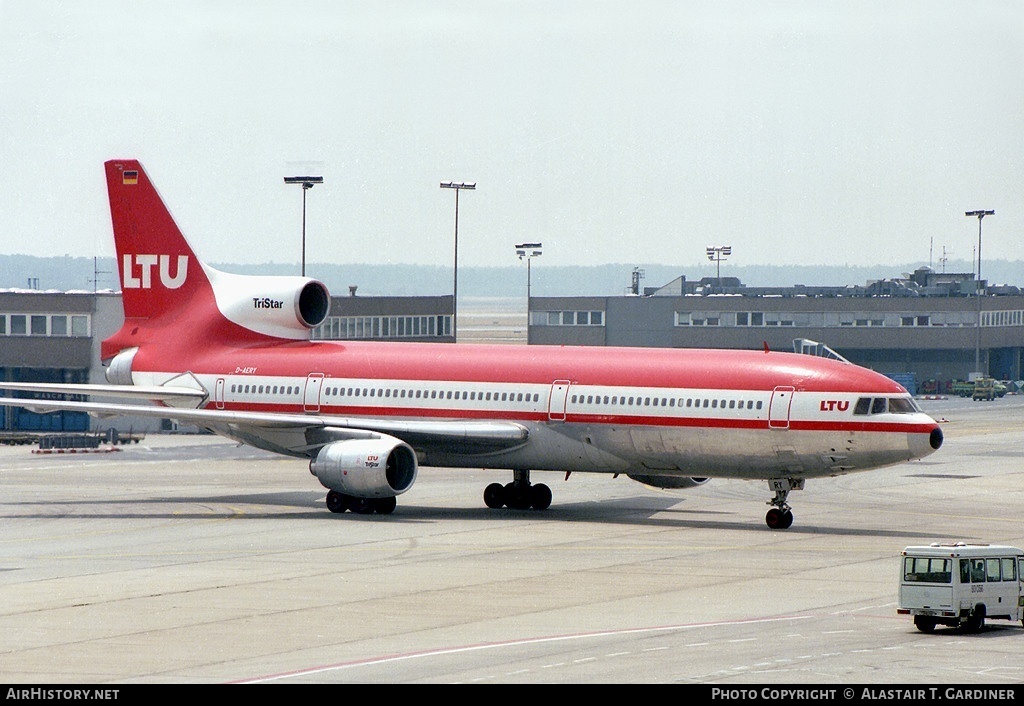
xmin=208 ymin=270 xmax=331 ymax=339
xmin=627 ymin=474 xmax=710 ymax=490
xmin=309 ymin=436 xmax=418 ymax=498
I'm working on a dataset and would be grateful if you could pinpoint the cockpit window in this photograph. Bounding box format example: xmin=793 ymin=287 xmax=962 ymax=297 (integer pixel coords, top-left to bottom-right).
xmin=853 ymin=396 xmax=919 ymax=415
xmin=888 ymin=397 xmax=918 ymax=414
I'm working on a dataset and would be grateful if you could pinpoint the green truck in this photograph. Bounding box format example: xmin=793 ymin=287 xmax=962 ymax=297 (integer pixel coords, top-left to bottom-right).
xmin=952 ymin=378 xmax=1008 ymax=399
xmin=951 ymin=380 xmax=975 ymax=397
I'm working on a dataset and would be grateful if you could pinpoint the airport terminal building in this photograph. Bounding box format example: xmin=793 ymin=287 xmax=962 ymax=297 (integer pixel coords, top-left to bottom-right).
xmin=310 ymin=292 xmax=454 ymax=343
xmin=3 ymin=267 xmax=1024 ymax=432
xmin=527 ymin=267 xmax=1024 ymax=390
xmin=0 ymin=291 xmax=120 ymax=433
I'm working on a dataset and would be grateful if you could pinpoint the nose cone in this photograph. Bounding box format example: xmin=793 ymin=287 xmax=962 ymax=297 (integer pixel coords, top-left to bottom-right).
xmin=909 ymin=420 xmax=943 ymax=459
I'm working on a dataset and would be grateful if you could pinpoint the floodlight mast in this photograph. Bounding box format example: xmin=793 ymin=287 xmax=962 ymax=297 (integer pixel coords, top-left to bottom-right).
xmin=965 ymin=209 xmax=994 ymax=375
xmin=515 ymin=242 xmax=542 ymax=342
xmin=706 ymin=245 xmax=732 ymax=291
xmin=440 ymin=181 xmax=476 ymax=342
xmin=284 ymin=176 xmax=324 ymax=277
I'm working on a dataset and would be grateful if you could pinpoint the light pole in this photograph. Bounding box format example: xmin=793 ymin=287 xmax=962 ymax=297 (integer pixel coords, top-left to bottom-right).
xmin=440 ymin=181 xmax=475 ymax=341
xmin=706 ymin=245 xmax=732 ymax=291
xmin=965 ymin=209 xmax=994 ymax=375
xmin=284 ymin=175 xmax=323 ymax=276
xmin=515 ymin=242 xmax=542 ymax=342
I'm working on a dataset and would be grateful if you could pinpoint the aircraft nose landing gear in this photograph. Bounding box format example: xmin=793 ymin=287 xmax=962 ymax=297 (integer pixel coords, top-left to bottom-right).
xmin=766 ymin=506 xmax=793 ymax=529
xmin=766 ymin=477 xmax=804 ymax=529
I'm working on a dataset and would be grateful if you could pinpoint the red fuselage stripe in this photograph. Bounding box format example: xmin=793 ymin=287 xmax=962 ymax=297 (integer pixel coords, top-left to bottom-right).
xmin=205 ymin=401 xmax=933 ymax=434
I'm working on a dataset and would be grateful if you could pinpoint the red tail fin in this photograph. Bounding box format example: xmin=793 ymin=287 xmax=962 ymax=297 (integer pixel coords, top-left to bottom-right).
xmin=101 ymin=160 xmax=329 ymax=363
xmin=105 ymin=160 xmax=214 ymax=321
xmin=102 ymin=160 xmax=219 ymax=360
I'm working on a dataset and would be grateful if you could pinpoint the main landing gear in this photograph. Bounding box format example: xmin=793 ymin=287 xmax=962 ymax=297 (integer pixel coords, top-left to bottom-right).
xmin=325 ymin=490 xmax=397 ymax=515
xmin=483 ymin=469 xmax=552 ymax=511
xmin=765 ymin=477 xmax=804 ymax=529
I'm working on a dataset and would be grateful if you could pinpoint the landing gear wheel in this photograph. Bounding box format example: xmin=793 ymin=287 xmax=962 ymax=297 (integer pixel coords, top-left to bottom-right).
xmin=484 ymin=471 xmax=552 ymax=510
xmin=374 ymin=496 xmax=397 ymax=515
xmin=505 ymin=482 xmax=532 ymax=510
xmin=765 ymin=507 xmax=793 ymax=529
xmin=764 ymin=478 xmax=802 ymax=529
xmin=914 ymin=616 xmax=937 ymax=633
xmin=483 ymin=483 xmax=505 ymax=509
xmin=530 ymin=483 xmax=552 ymax=510
xmin=326 ymin=490 xmax=350 ymax=514
xmin=350 ymin=497 xmax=376 ymax=515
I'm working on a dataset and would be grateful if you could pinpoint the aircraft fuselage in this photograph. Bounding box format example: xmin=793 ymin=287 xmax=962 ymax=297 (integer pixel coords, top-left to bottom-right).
xmin=125 ymin=337 xmax=940 ymax=481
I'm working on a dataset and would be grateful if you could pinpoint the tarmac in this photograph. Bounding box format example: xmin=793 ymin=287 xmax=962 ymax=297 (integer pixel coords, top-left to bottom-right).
xmin=1 ymin=394 xmax=1022 ymax=684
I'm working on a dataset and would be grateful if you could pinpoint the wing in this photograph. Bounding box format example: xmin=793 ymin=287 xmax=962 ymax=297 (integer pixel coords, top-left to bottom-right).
xmin=0 ymin=382 xmax=529 ymax=459
xmin=0 ymin=381 xmax=209 ymax=406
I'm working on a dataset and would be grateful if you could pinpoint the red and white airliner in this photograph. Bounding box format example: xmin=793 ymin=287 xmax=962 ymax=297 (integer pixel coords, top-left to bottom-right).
xmin=0 ymin=160 xmax=944 ymax=528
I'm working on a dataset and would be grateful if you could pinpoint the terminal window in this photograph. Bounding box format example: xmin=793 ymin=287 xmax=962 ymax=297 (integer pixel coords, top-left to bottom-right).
xmin=534 ymin=310 xmax=605 ymax=326
xmin=0 ymin=313 xmax=89 ymax=337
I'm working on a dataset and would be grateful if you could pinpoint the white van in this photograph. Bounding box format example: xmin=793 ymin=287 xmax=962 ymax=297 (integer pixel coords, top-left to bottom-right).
xmin=897 ymin=543 xmax=1024 ymax=633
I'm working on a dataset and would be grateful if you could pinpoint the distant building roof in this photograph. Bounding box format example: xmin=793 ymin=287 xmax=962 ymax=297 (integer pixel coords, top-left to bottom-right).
xmin=642 ymin=267 xmax=1015 ymax=298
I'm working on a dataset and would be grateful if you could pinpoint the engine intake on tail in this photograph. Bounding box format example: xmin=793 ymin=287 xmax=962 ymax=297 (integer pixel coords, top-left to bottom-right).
xmin=208 ymin=270 xmax=330 ymax=339
xmin=309 ymin=436 xmax=418 ymax=498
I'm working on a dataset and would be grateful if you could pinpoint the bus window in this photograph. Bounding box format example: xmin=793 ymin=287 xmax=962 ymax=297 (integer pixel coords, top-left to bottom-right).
xmin=970 ymin=559 xmax=986 ymax=583
xmin=1001 ymin=558 xmax=1016 ymax=581
xmin=960 ymin=559 xmax=971 ymax=583
xmin=903 ymin=557 xmax=951 ymax=583
xmin=986 ymin=558 xmax=1002 ymax=582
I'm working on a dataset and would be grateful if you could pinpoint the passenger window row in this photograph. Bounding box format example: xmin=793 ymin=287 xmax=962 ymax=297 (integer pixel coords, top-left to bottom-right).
xmin=228 ymin=381 xmax=540 ymax=404
xmin=323 ymin=387 xmax=540 ymax=403
xmin=570 ymin=393 xmax=763 ymax=411
xmin=231 ymin=384 xmax=299 ymax=395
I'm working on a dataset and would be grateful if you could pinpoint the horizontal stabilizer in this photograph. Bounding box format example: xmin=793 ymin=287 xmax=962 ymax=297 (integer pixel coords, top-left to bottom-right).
xmin=0 ymin=382 xmax=208 ymax=404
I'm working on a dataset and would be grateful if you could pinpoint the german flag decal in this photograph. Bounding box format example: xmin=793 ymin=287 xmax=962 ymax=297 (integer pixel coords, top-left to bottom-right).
xmin=123 ymin=170 xmax=138 ymax=185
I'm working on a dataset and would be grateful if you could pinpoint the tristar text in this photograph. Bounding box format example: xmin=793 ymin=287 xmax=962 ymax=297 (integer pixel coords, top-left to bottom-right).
xmin=253 ymin=297 xmax=285 ymax=309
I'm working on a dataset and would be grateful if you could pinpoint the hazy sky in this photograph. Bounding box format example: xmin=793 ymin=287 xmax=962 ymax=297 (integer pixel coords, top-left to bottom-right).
xmin=1 ymin=1 xmax=1021 ymax=273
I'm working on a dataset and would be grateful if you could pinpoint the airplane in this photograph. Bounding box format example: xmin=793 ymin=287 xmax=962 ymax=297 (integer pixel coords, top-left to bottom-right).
xmin=0 ymin=160 xmax=944 ymax=529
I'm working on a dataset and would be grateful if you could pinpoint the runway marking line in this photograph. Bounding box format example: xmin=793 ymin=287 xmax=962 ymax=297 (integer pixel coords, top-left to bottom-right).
xmin=236 ymin=614 xmax=812 ymax=683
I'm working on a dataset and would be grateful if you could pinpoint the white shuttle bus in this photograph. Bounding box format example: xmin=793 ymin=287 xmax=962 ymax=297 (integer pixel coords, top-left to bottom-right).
xmin=897 ymin=543 xmax=1024 ymax=633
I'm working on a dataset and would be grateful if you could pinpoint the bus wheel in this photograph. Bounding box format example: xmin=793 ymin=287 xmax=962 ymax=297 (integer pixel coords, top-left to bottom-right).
xmin=913 ymin=616 xmax=936 ymax=633
xmin=964 ymin=606 xmax=985 ymax=633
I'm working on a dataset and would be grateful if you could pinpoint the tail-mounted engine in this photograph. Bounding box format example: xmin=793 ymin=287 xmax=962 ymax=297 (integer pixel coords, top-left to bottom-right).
xmin=105 ymin=347 xmax=138 ymax=385
xmin=627 ymin=474 xmax=710 ymax=490
xmin=207 ymin=269 xmax=330 ymax=339
xmin=310 ymin=436 xmax=418 ymax=498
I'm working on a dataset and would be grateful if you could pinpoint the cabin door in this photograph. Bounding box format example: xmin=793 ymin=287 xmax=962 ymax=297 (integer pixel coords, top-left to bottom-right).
xmin=769 ymin=386 xmax=795 ymax=429
xmin=548 ymin=380 xmax=571 ymax=421
xmin=303 ymin=373 xmax=325 ymax=413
